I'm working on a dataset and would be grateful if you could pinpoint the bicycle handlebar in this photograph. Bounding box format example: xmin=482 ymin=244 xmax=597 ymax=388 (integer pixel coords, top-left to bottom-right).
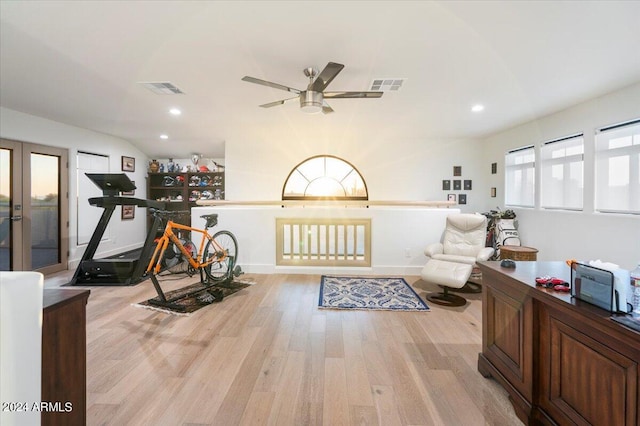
xmin=149 ymin=208 xmax=190 ymax=218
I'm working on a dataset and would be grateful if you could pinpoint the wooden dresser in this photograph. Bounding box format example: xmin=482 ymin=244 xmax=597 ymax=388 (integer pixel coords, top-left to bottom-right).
xmin=42 ymin=288 xmax=90 ymax=426
xmin=477 ymin=261 xmax=639 ymax=426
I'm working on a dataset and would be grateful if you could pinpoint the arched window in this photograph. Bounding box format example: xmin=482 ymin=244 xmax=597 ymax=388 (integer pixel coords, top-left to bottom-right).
xmin=282 ymin=155 xmax=368 ymax=200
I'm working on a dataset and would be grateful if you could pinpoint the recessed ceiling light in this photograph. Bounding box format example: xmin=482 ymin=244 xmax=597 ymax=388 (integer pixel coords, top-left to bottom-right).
xmin=160 ymin=134 xmax=169 ymax=140
xmin=471 ymin=104 xmax=485 ymax=112
xmin=169 ymin=108 xmax=181 ymax=116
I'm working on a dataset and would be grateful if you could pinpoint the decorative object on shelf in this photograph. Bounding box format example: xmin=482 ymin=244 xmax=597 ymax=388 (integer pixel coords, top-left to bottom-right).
xmin=199 ymin=165 xmax=210 ymax=172
xmin=191 ymin=154 xmax=201 ymax=169
xmin=167 ymin=158 xmax=175 ymax=172
xmin=459 ymin=194 xmax=467 ymax=204
xmin=442 ymin=180 xmax=451 ymax=190
xmin=464 ymin=180 xmax=472 ymax=190
xmin=122 ymin=156 xmax=135 ymax=172
xmin=453 ymin=166 xmax=462 ymax=176
xmin=159 ymin=163 xmax=165 ymax=172
xmin=148 ymin=159 xmax=160 ymax=173
xmin=121 ymin=205 xmax=135 ymax=220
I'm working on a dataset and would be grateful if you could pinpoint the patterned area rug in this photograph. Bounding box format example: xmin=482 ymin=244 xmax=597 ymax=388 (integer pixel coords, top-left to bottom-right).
xmin=133 ymin=278 xmax=254 ymax=316
xmin=319 ymin=276 xmax=429 ymax=311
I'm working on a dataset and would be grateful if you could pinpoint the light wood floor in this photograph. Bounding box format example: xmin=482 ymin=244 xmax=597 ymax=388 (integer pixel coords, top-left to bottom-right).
xmin=47 ymin=272 xmax=522 ymax=426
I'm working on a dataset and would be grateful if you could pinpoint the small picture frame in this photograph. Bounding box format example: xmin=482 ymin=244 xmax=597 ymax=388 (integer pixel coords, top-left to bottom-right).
xmin=121 ymin=205 xmax=135 ymax=220
xmin=121 ymin=181 xmax=135 ymax=196
xmin=447 ymin=194 xmax=457 ymax=202
xmin=453 ymin=166 xmax=462 ymax=176
xmin=122 ymin=156 xmax=135 ymax=172
xmin=491 ymin=187 xmax=497 ymax=198
xmin=442 ymin=180 xmax=451 ymax=190
xmin=453 ymin=179 xmax=461 ymax=190
xmin=458 ymin=194 xmax=467 ymax=205
xmin=464 ymin=179 xmax=472 ymax=190
xmin=491 ymin=162 xmax=497 ymax=174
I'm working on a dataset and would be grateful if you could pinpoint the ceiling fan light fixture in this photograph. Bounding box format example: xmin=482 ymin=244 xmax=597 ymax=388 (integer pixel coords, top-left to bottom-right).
xmin=300 ymin=91 xmax=323 ymax=114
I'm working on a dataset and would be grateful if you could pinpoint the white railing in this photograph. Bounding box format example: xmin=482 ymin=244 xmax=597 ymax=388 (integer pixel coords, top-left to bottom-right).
xmin=276 ymin=218 xmax=371 ymax=267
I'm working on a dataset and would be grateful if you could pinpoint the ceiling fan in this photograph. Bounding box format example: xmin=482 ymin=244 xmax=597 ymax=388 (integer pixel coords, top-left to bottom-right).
xmin=241 ymin=62 xmax=383 ymax=114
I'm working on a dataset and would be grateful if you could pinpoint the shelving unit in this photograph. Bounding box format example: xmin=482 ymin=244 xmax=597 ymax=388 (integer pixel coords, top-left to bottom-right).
xmin=147 ymin=171 xmax=225 ymax=227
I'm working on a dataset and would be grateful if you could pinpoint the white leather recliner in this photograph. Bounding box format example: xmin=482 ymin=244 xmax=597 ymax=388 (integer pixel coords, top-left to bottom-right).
xmin=421 ymin=214 xmax=493 ymax=306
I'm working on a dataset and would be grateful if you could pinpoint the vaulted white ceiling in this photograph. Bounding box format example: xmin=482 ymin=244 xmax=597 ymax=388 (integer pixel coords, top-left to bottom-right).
xmin=1 ymin=1 xmax=639 ymax=158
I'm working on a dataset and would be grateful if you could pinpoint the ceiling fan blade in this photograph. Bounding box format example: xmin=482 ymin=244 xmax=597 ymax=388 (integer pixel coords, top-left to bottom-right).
xmin=324 ymin=91 xmax=383 ymax=99
xmin=242 ymin=76 xmax=300 ymax=94
xmin=259 ymin=96 xmax=298 ymax=108
xmin=322 ymin=102 xmax=334 ymax=114
xmin=310 ymin=62 xmax=344 ymax=92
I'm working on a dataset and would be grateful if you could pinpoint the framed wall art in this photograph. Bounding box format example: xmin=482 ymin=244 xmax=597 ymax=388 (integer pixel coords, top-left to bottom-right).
xmin=458 ymin=194 xmax=467 ymax=205
xmin=448 ymin=194 xmax=457 ymax=202
xmin=442 ymin=180 xmax=451 ymax=190
xmin=464 ymin=180 xmax=472 ymax=190
xmin=122 ymin=156 xmax=135 ymax=172
xmin=453 ymin=166 xmax=462 ymax=176
xmin=121 ymin=205 xmax=135 ymax=220
xmin=453 ymin=180 xmax=461 ymax=190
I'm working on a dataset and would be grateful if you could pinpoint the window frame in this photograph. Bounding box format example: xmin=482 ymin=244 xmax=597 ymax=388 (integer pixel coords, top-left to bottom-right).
xmin=505 ymin=145 xmax=536 ymax=208
xmin=540 ymin=133 xmax=584 ymax=211
xmin=594 ymin=119 xmax=640 ymax=214
xmin=281 ymin=155 xmax=368 ymax=201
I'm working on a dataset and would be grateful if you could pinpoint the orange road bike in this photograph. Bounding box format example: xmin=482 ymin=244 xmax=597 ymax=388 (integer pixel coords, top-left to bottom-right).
xmin=145 ymin=209 xmax=238 ymax=310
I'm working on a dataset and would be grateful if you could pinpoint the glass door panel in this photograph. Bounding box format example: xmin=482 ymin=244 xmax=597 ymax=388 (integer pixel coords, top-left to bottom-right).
xmin=30 ymin=153 xmax=60 ymax=269
xmin=0 ymin=139 xmax=67 ymax=273
xmin=0 ymin=148 xmax=13 ymax=270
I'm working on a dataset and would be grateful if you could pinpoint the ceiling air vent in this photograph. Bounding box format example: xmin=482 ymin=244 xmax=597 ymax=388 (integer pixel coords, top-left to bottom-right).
xmin=139 ymin=81 xmax=184 ymax=95
xmin=370 ymin=78 xmax=405 ymax=92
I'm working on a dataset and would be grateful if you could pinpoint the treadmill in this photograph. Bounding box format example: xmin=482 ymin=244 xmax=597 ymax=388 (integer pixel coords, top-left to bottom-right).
xmin=68 ymin=173 xmax=166 ymax=286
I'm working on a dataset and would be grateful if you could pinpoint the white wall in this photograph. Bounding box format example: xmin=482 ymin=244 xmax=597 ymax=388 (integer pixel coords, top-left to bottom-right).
xmin=481 ymin=83 xmax=640 ymax=270
xmin=225 ymin=133 xmax=487 ymax=213
xmin=192 ymin=205 xmax=460 ymax=275
xmin=0 ymin=107 xmax=150 ymax=267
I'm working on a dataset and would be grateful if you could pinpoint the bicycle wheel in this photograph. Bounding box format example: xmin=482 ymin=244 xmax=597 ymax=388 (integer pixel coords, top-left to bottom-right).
xmin=203 ymin=230 xmax=238 ymax=282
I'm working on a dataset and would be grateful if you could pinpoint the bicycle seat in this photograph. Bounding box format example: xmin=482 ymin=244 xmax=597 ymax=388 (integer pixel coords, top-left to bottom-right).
xmin=201 ymin=213 xmax=218 ymax=228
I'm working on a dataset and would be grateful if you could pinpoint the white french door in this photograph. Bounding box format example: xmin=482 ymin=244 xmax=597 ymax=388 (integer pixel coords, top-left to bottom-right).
xmin=0 ymin=139 xmax=68 ymax=273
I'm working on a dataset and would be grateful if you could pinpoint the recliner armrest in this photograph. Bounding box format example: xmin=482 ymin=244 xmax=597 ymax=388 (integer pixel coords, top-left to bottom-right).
xmin=424 ymin=243 xmax=444 ymax=258
xmin=476 ymin=247 xmax=495 ymax=262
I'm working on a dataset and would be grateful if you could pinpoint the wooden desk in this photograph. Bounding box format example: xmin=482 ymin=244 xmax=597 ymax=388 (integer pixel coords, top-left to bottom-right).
xmin=477 ymin=261 xmax=639 ymax=426
xmin=42 ymin=288 xmax=90 ymax=426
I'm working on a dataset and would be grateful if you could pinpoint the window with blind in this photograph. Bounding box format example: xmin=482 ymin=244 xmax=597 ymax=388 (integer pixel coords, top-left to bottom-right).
xmin=505 ymin=146 xmax=535 ymax=207
xmin=540 ymin=134 xmax=584 ymax=210
xmin=595 ymin=119 xmax=640 ymax=214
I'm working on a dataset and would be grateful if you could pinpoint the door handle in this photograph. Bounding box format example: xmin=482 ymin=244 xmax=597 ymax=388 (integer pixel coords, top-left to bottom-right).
xmin=10 ymin=215 xmax=22 ymax=222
